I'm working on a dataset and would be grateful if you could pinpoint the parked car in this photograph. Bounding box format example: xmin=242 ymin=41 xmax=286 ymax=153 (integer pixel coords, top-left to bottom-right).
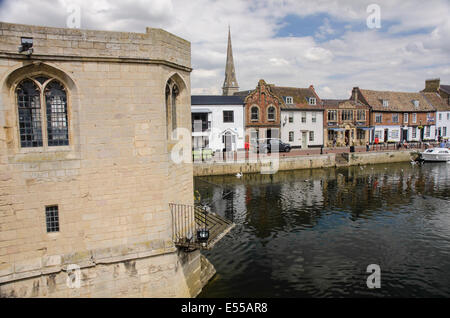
xmin=258 ymin=138 xmax=291 ymax=153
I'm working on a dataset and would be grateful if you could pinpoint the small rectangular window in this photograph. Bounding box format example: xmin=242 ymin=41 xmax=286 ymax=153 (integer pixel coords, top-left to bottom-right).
xmin=312 ymin=113 xmax=317 ymax=123
xmin=309 ymin=131 xmax=314 ymax=142
xmin=357 ymin=110 xmax=366 ymax=121
xmin=289 ymin=131 xmax=294 ymax=142
xmin=375 ymin=113 xmax=382 ymax=123
xmin=392 ymin=114 xmax=399 ymax=123
xmin=289 ymin=113 xmax=294 ymax=123
xmin=404 ymin=113 xmax=408 ymax=123
xmin=412 ymin=113 xmax=417 ymax=123
xmin=223 ymin=111 xmax=234 ymax=123
xmin=45 ymin=206 xmax=60 ymax=233
xmin=301 ymin=112 xmax=306 ymax=123
xmin=342 ymin=110 xmax=354 ymax=121
xmin=285 ymin=97 xmax=293 ymax=104
xmin=327 ymin=110 xmax=337 ymax=121
xmin=383 ymin=100 xmax=389 ymax=107
xmin=309 ymin=98 xmax=316 ymax=105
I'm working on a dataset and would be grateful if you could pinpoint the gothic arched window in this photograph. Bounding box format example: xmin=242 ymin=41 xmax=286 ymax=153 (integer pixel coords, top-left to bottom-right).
xmin=165 ymin=84 xmax=171 ymax=139
xmin=16 ymin=77 xmax=70 ymax=148
xmin=45 ymin=80 xmax=69 ymax=146
xmin=171 ymin=84 xmax=179 ymax=133
xmin=165 ymin=79 xmax=180 ymax=141
xmin=17 ymin=80 xmax=43 ymax=148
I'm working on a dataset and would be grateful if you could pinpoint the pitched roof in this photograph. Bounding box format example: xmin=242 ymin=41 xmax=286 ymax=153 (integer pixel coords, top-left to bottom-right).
xmin=421 ymin=92 xmax=450 ymax=111
xmin=268 ymin=85 xmax=324 ymax=110
xmin=322 ymin=99 xmax=345 ymax=107
xmin=269 ymin=86 xmax=317 ymax=104
xmin=322 ymin=99 xmax=367 ymax=108
xmin=359 ymin=89 xmax=434 ymax=112
xmin=191 ymin=95 xmax=244 ymax=106
xmin=234 ymin=90 xmax=253 ymax=97
xmin=440 ymin=85 xmax=450 ymax=95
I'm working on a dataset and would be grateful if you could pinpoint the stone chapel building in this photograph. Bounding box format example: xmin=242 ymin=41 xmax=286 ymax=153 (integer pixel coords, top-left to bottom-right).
xmin=0 ymin=22 xmax=213 ymax=297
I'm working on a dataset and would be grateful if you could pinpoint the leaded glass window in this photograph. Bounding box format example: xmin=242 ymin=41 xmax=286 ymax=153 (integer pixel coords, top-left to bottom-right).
xmin=17 ymin=80 xmax=43 ymax=148
xmin=45 ymin=81 xmax=69 ymax=146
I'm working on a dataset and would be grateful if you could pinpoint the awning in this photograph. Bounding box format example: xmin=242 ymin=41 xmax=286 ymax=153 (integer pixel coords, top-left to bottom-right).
xmin=357 ymin=127 xmax=372 ymax=131
xmin=192 ymin=108 xmax=212 ymax=113
xmin=328 ymin=128 xmax=345 ymax=132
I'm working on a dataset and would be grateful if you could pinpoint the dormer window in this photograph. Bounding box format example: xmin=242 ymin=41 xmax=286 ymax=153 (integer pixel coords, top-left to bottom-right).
xmin=309 ymin=97 xmax=316 ymax=105
xmin=413 ymin=100 xmax=419 ymax=108
xmin=382 ymin=100 xmax=389 ymax=107
xmin=285 ymin=96 xmax=293 ymax=104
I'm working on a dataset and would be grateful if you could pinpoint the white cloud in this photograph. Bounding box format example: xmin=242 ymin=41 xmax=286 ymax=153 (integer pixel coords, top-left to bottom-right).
xmin=0 ymin=0 xmax=449 ymax=99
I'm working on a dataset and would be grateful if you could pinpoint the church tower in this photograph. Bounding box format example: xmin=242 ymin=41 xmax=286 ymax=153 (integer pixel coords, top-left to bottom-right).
xmin=222 ymin=27 xmax=239 ymax=96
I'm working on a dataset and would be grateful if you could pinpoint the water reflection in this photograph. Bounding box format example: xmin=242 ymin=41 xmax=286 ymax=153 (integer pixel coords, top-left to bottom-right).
xmin=196 ymin=162 xmax=450 ymax=298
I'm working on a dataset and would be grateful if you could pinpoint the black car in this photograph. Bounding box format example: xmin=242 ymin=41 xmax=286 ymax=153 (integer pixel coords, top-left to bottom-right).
xmin=258 ymin=138 xmax=291 ymax=153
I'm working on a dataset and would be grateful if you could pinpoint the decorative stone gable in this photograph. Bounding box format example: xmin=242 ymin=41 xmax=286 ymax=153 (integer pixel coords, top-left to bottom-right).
xmin=244 ymin=80 xmax=282 ymax=128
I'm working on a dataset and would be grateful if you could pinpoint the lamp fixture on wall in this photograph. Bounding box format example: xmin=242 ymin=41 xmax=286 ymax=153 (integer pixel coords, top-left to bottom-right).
xmin=18 ymin=37 xmax=33 ymax=56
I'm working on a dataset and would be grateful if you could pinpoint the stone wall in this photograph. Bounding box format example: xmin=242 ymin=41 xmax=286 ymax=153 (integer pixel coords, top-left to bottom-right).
xmin=193 ymin=154 xmax=336 ymax=176
xmin=193 ymin=151 xmax=417 ymax=177
xmin=0 ymin=22 xmax=203 ymax=297
xmin=346 ymin=151 xmax=415 ymax=166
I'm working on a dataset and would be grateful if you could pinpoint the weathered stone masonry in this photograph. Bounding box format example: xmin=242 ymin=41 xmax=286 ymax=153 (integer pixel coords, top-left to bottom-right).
xmin=0 ymin=22 xmax=204 ymax=297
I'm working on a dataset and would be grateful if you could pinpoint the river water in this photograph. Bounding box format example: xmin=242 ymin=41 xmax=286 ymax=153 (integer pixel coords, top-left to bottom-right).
xmin=196 ymin=162 xmax=450 ymax=298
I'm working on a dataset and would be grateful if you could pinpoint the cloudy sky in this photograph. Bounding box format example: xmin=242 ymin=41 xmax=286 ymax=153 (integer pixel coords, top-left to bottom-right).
xmin=0 ymin=0 xmax=449 ymax=98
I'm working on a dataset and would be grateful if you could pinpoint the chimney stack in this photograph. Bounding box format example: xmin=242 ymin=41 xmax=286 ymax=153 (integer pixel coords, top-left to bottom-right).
xmin=352 ymin=87 xmax=359 ymax=103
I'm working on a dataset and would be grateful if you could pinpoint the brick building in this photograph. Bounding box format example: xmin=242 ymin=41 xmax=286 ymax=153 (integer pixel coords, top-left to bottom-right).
xmin=322 ymin=92 xmax=371 ymax=147
xmin=353 ymin=87 xmax=436 ymax=143
xmin=238 ymin=79 xmax=283 ymax=145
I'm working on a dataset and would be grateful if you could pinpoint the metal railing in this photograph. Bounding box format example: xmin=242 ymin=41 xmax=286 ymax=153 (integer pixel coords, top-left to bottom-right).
xmin=169 ymin=203 xmax=234 ymax=251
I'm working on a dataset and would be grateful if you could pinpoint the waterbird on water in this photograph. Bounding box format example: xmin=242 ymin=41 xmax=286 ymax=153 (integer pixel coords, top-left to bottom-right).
xmin=236 ymin=173 xmax=243 ymax=178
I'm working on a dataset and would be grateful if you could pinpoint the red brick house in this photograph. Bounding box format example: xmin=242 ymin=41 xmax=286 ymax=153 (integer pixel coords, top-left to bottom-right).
xmin=353 ymin=87 xmax=436 ymax=143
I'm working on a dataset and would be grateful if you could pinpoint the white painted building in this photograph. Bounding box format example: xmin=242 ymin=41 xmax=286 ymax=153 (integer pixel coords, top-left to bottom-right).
xmin=191 ymin=95 xmax=245 ymax=152
xmin=280 ymin=109 xmax=324 ymax=148
xmin=421 ymin=90 xmax=450 ymax=141
xmin=422 ymin=80 xmax=450 ymax=141
xmin=373 ymin=125 xmax=402 ymax=143
xmin=436 ymin=111 xmax=450 ymax=139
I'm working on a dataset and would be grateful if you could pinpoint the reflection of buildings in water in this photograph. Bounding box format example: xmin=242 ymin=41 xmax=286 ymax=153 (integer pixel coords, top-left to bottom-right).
xmin=196 ymin=162 xmax=450 ymax=228
xmin=279 ymin=179 xmax=323 ymax=211
xmin=208 ymin=184 xmax=246 ymax=222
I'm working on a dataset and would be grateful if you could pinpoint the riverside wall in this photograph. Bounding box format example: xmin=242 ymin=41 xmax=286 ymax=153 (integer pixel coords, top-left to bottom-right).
xmin=193 ymin=151 xmax=418 ymax=176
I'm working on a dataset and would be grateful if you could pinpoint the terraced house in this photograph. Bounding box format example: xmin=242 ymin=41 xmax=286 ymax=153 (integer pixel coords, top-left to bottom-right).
xmin=236 ymin=80 xmax=323 ymax=149
xmin=271 ymin=85 xmax=324 ymax=149
xmin=353 ymin=87 xmax=436 ymax=143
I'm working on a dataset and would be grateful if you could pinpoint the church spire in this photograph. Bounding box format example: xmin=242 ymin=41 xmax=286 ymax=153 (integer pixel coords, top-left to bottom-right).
xmin=222 ymin=26 xmax=239 ymax=96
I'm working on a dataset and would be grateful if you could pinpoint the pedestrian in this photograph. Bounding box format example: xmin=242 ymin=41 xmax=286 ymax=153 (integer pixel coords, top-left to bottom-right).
xmin=366 ymin=141 xmax=370 ymax=152
xmin=333 ymin=137 xmax=336 ymax=148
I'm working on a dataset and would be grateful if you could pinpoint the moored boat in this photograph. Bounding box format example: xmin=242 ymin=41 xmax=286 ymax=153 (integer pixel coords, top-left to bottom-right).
xmin=420 ymin=148 xmax=450 ymax=162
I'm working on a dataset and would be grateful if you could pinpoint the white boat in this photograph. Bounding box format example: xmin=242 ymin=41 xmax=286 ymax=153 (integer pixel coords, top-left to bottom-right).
xmin=420 ymin=148 xmax=450 ymax=162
